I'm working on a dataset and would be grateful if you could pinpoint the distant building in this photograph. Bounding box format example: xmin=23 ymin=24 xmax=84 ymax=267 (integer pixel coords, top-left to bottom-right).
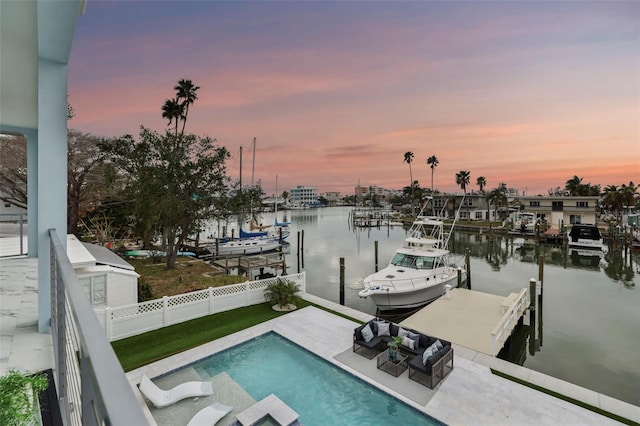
xmin=355 ymin=184 xmax=395 ymax=200
xmin=322 ymin=191 xmax=341 ymax=205
xmin=519 ymin=195 xmax=599 ymax=227
xmin=289 ymin=185 xmax=320 ymax=207
xmin=0 ymin=193 xmax=27 ymax=220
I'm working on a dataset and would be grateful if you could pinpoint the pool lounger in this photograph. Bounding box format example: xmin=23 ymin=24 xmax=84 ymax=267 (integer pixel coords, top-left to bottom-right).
xmin=139 ymin=374 xmax=214 ymax=408
xmin=187 ymin=402 xmax=233 ymax=426
xmin=236 ymin=394 xmax=299 ymax=426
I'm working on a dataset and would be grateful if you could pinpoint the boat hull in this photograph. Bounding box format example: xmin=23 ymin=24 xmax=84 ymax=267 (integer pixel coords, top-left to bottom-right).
xmin=207 ymin=238 xmax=281 ymax=257
xmin=360 ymin=270 xmax=464 ymax=311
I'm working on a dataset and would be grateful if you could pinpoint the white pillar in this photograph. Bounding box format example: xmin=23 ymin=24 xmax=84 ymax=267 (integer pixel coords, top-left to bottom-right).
xmin=37 ymin=58 xmax=68 ymax=332
xmin=25 ymin=128 xmax=38 ymax=257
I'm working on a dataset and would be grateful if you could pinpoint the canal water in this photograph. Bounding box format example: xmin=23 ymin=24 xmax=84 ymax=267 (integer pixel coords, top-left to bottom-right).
xmin=211 ymin=206 xmax=640 ymax=406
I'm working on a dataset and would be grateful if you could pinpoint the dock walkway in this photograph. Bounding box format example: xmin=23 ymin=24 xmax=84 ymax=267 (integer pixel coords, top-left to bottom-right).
xmin=401 ymin=287 xmax=529 ymax=356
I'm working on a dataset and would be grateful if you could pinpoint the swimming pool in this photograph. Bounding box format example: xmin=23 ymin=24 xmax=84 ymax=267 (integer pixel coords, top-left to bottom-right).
xmin=190 ymin=332 xmax=443 ymax=426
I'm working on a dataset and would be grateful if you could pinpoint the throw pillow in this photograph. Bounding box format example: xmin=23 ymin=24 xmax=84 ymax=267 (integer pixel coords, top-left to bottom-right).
xmin=435 ymin=339 xmax=444 ymax=351
xmin=407 ymin=331 xmax=420 ymax=347
xmin=398 ymin=327 xmax=409 ymax=338
xmin=422 ymin=347 xmax=434 ymax=365
xmin=377 ymin=322 xmax=390 ymax=336
xmin=401 ymin=336 xmax=415 ymax=350
xmin=361 ymin=324 xmax=374 ymax=342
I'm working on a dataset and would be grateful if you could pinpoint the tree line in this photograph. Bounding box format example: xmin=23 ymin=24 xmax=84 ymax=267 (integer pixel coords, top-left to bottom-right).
xmin=401 ymin=150 xmax=638 ymax=220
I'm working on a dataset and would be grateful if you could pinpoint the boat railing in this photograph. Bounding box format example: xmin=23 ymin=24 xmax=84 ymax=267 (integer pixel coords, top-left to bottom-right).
xmin=365 ymin=276 xmax=427 ymax=291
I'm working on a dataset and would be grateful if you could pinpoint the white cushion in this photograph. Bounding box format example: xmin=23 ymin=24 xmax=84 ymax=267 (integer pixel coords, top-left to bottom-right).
xmin=377 ymin=322 xmax=390 ymax=336
xmin=361 ymin=324 xmax=374 ymax=342
xmin=398 ymin=327 xmax=409 ymax=338
xmin=401 ymin=336 xmax=415 ymax=350
xmin=435 ymin=339 xmax=444 ymax=351
xmin=422 ymin=347 xmax=434 ymax=365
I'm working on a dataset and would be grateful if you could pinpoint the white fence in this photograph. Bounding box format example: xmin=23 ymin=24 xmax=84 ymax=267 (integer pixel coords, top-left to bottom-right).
xmin=95 ymin=272 xmax=306 ymax=341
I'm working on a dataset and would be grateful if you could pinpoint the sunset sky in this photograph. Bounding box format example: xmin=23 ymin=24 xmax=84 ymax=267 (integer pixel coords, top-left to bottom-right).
xmin=68 ymin=1 xmax=639 ymax=197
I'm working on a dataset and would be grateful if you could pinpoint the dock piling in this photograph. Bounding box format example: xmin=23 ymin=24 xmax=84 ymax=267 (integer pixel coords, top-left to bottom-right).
xmin=339 ymin=257 xmax=345 ymax=305
xmin=465 ymin=248 xmax=471 ymax=289
xmin=374 ymin=241 xmax=379 ymax=272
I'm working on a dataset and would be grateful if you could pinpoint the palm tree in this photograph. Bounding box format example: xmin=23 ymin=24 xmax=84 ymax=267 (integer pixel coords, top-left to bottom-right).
xmin=175 ymin=79 xmax=200 ymax=135
xmin=403 ymin=151 xmax=414 ymax=204
xmin=161 ymin=98 xmax=182 ymax=135
xmin=456 ymin=170 xmax=471 ymax=220
xmin=565 ymin=175 xmax=583 ymax=196
xmin=486 ymin=187 xmax=507 ymax=230
xmin=426 ymin=155 xmax=438 ymax=194
xmin=477 ymin=176 xmax=486 ymax=194
xmin=603 ymin=182 xmax=639 ymax=221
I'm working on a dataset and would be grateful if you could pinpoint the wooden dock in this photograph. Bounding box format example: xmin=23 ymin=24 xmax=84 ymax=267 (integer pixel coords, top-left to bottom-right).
xmin=400 ymin=287 xmax=529 ymax=356
xmin=212 ymin=252 xmax=287 ymax=278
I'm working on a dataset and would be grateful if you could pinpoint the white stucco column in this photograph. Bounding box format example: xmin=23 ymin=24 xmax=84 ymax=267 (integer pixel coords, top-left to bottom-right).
xmin=37 ymin=58 xmax=68 ymax=332
xmin=24 ymin=128 xmax=38 ymax=257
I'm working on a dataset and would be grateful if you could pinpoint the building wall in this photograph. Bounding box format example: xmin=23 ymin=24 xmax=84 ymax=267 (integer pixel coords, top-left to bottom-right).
xmin=520 ymin=196 xmax=599 ymax=226
xmin=76 ymin=265 xmax=138 ymax=308
xmin=289 ymin=185 xmax=319 ymax=205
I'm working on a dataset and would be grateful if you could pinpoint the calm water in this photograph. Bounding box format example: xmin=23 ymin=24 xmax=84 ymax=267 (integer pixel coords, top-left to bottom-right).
xmin=210 ymin=207 xmax=640 ymax=406
xmin=193 ymin=332 xmax=441 ymax=426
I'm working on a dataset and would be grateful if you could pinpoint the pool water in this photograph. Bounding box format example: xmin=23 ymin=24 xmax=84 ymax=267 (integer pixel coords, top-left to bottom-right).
xmin=191 ymin=332 xmax=443 ymax=426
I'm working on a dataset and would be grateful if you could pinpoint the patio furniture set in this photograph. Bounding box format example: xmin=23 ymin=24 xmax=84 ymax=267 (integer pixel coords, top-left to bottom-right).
xmin=353 ymin=319 xmax=454 ymax=389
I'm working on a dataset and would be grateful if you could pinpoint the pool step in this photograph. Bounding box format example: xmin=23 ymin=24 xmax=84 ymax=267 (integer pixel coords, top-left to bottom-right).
xmin=236 ymin=394 xmax=299 ymax=426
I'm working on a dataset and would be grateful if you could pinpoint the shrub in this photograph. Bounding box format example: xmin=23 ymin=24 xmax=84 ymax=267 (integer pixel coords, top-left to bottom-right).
xmin=0 ymin=369 xmax=48 ymax=426
xmin=264 ymin=278 xmax=301 ymax=309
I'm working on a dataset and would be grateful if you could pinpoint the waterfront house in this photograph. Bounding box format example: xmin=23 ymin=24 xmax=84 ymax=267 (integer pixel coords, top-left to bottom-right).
xmin=518 ymin=195 xmax=600 ymax=229
xmin=433 ymin=193 xmax=502 ymax=221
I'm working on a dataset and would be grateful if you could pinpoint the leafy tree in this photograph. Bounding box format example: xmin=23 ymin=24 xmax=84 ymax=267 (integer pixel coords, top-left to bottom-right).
xmin=102 ymin=128 xmax=229 ymax=268
xmin=403 ymin=151 xmax=414 ymax=204
xmin=67 ymin=130 xmax=114 ymax=237
xmin=101 ymin=79 xmax=229 ymax=269
xmin=456 ymin=170 xmax=471 ymax=219
xmin=0 ymin=131 xmax=114 ymax=236
xmin=0 ymin=134 xmax=27 ymax=209
xmin=476 ymin=176 xmax=486 ymax=193
xmin=426 ymin=155 xmax=438 ymax=193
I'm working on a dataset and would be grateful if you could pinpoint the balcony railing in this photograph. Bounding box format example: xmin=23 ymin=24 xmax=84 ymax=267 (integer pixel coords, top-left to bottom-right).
xmin=49 ymin=229 xmax=147 ymax=425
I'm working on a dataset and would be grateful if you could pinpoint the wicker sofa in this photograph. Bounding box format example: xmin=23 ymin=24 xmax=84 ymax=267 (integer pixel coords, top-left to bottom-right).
xmin=353 ymin=319 xmax=454 ymax=388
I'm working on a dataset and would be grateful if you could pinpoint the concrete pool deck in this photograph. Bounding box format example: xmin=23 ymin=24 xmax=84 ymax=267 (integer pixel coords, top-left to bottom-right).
xmin=127 ymin=295 xmax=637 ymax=425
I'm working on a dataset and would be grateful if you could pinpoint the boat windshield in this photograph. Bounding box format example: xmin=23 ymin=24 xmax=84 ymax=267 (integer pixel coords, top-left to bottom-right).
xmin=391 ymin=253 xmax=436 ymax=269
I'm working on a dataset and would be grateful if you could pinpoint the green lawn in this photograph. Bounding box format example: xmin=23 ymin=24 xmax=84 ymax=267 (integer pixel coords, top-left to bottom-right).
xmin=111 ymin=300 xmax=360 ymax=372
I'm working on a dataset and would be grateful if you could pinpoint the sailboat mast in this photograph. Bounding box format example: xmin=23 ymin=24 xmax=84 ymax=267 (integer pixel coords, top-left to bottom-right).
xmin=251 ymin=137 xmax=256 ymax=187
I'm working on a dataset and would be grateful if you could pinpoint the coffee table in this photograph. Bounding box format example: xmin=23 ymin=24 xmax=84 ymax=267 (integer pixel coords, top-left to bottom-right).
xmin=376 ymin=348 xmax=408 ymax=377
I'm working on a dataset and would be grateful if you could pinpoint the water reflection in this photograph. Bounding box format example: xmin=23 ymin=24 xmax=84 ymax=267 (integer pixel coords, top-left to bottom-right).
xmin=448 ymin=232 xmax=639 ymax=285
